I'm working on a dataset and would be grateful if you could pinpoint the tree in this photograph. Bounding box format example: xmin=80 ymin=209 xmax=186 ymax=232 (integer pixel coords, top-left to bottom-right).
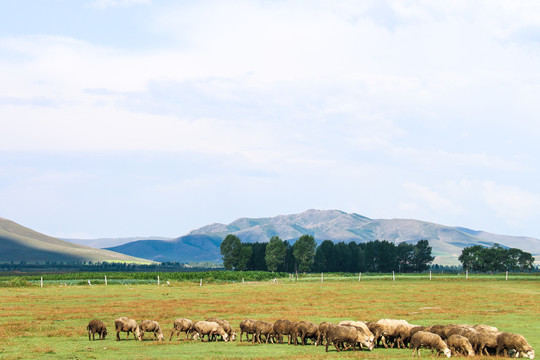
xmin=280 ymin=241 xmax=296 ymax=273
xmin=396 ymin=242 xmax=415 ymax=273
xmin=220 ymin=234 xmax=242 ymax=270
xmin=265 ymin=236 xmax=286 ymax=272
xmin=293 ymin=235 xmax=317 ymax=272
xmin=411 ymin=240 xmax=435 ymax=272
xmin=248 ymin=242 xmax=268 ymax=271
xmin=236 ymin=244 xmax=253 ymax=271
xmin=313 ymin=240 xmax=334 ymax=272
xmin=458 ymin=245 xmax=535 ymax=273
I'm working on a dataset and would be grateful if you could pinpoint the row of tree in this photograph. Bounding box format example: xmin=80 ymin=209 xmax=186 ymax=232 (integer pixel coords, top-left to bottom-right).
xmin=458 ymin=244 xmax=534 ymax=272
xmin=220 ymin=234 xmax=435 ymax=273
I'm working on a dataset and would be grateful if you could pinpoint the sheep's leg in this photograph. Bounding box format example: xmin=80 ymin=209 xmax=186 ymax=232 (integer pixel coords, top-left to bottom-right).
xmin=169 ymin=328 xmax=175 ymax=341
xmin=333 ymin=340 xmax=341 ymax=352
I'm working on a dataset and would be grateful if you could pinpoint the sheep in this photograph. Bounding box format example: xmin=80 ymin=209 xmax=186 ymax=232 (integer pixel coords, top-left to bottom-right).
xmin=139 ymin=320 xmax=164 ymax=341
xmin=325 ymin=325 xmax=373 ymax=353
xmin=206 ymin=318 xmax=236 ymax=341
xmin=338 ymin=321 xmax=375 ymax=350
xmin=375 ymin=319 xmax=412 ymax=348
xmin=496 ymin=332 xmax=535 ymax=359
xmin=317 ymin=321 xmax=336 ymax=347
xmin=471 ymin=329 xmax=500 ymax=356
xmin=473 ymin=324 xmax=498 ymax=333
xmin=169 ymin=318 xmax=194 ymax=341
xmin=410 ymin=331 xmax=451 ymax=358
xmin=115 ymin=317 xmax=140 ymax=341
xmin=273 ymin=319 xmax=293 ymax=344
xmin=447 ymin=334 xmax=475 ymax=357
xmin=251 ymin=320 xmax=275 ymax=344
xmin=192 ymin=321 xmax=229 ymax=342
xmin=87 ymin=319 xmax=107 ymax=341
xmin=288 ymin=321 xmax=301 ymax=345
xmin=239 ymin=319 xmax=257 ymax=342
xmin=394 ymin=325 xmax=425 ymax=349
xmin=367 ymin=322 xmax=388 ymax=348
xmin=297 ymin=321 xmax=319 ymax=345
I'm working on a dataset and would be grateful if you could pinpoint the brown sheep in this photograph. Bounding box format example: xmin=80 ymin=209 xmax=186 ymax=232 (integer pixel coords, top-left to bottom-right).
xmin=273 ymin=319 xmax=293 ymax=344
xmin=192 ymin=321 xmax=229 ymax=342
xmin=139 ymin=320 xmax=164 ymax=341
xmin=206 ymin=318 xmax=236 ymax=341
xmin=471 ymin=330 xmax=500 ymax=356
xmin=239 ymin=319 xmax=257 ymax=342
xmin=169 ymin=318 xmax=194 ymax=341
xmin=473 ymin=324 xmax=498 ymax=333
xmin=410 ymin=331 xmax=451 ymax=358
xmin=496 ymin=332 xmax=535 ymax=359
xmin=251 ymin=321 xmax=275 ymax=344
xmin=288 ymin=321 xmax=301 ymax=345
xmin=442 ymin=324 xmax=473 ymax=339
xmin=115 ymin=317 xmax=140 ymax=341
xmin=366 ymin=322 xmax=388 ymax=348
xmin=374 ymin=319 xmax=412 ymax=348
xmin=87 ymin=319 xmax=107 ymax=341
xmin=395 ymin=325 xmax=425 ymax=349
xmin=317 ymin=321 xmax=336 ymax=346
xmin=325 ymin=325 xmax=373 ymax=353
xmin=447 ymin=334 xmax=475 ymax=356
xmin=297 ymin=321 xmax=319 ymax=345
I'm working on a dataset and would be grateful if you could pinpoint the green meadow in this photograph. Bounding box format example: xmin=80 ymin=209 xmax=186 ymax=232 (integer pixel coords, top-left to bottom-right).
xmin=0 ymin=275 xmax=538 ymax=359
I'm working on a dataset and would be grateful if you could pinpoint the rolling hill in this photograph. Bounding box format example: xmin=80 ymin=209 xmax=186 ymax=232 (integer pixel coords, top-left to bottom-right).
xmin=106 ymin=209 xmax=540 ymax=265
xmin=0 ymin=217 xmax=152 ymax=263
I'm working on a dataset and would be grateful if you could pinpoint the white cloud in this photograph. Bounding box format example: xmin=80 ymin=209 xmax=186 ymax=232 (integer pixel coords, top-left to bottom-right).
xmin=481 ymin=181 xmax=540 ymax=224
xmin=403 ymin=182 xmax=465 ymax=215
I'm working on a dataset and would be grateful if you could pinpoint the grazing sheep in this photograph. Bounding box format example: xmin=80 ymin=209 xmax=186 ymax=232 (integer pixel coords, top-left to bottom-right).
xmin=115 ymin=317 xmax=140 ymax=341
xmin=273 ymin=319 xmax=293 ymax=344
xmin=497 ymin=332 xmax=535 ymax=359
xmin=472 ymin=330 xmax=500 ymax=356
xmin=325 ymin=325 xmax=373 ymax=353
xmin=297 ymin=321 xmax=319 ymax=345
xmin=206 ymin=318 xmax=236 ymax=341
xmin=375 ymin=319 xmax=412 ymax=348
xmin=139 ymin=320 xmax=164 ymax=341
xmin=87 ymin=319 xmax=107 ymax=341
xmin=192 ymin=321 xmax=229 ymax=342
xmin=251 ymin=321 xmax=275 ymax=344
xmin=239 ymin=319 xmax=257 ymax=342
xmin=169 ymin=318 xmax=194 ymax=341
xmin=317 ymin=321 xmax=336 ymax=347
xmin=410 ymin=331 xmax=451 ymax=358
xmin=367 ymin=322 xmax=388 ymax=348
xmin=447 ymin=334 xmax=475 ymax=357
xmin=287 ymin=321 xmax=301 ymax=345
xmin=394 ymin=325 xmax=425 ymax=349
xmin=338 ymin=321 xmax=375 ymax=349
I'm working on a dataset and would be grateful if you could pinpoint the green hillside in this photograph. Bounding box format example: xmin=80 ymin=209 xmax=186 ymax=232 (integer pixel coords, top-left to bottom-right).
xmin=0 ymin=218 xmax=152 ymax=264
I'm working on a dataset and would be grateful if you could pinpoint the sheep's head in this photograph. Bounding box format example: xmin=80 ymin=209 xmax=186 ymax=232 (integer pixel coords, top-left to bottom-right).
xmin=135 ymin=326 xmax=142 ymax=341
xmin=192 ymin=332 xmax=200 ymax=341
xmin=443 ymin=348 xmax=452 ymax=358
xmin=157 ymin=333 xmax=164 ymax=341
xmin=222 ymin=332 xmax=229 ymax=342
xmin=525 ymin=350 xmax=535 ymax=359
xmin=230 ymin=331 xmax=237 ymax=341
xmin=102 ymin=329 xmax=108 ymax=339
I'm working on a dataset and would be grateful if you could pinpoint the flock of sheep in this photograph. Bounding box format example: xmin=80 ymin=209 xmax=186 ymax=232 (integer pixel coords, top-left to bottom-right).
xmin=87 ymin=317 xmax=535 ymax=358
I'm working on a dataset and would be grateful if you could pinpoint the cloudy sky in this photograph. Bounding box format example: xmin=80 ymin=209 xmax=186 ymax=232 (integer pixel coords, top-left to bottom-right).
xmin=1 ymin=0 xmax=540 ymax=240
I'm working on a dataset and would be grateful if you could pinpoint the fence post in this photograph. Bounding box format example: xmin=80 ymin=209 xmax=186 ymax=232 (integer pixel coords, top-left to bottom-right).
xmin=359 ymin=272 xmax=361 ymax=281
xmin=105 ymin=275 xmax=107 ymax=286
xmin=200 ymin=279 xmax=202 ymax=286
xmin=321 ymin=272 xmax=323 ymax=283
xmin=466 ymin=270 xmax=468 ymax=279
xmin=296 ymin=271 xmax=298 ymax=282
xmin=242 ymin=278 xmax=244 ymax=284
xmin=392 ymin=271 xmax=395 ymax=282
xmin=41 ymin=277 xmax=43 ymax=288
xmin=429 ymin=271 xmax=432 ymax=280
xmin=157 ymin=276 xmax=160 ymax=286
xmin=506 ymin=271 xmax=508 ymax=281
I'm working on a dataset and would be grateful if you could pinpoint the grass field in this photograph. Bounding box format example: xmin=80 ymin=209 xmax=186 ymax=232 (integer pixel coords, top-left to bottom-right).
xmin=0 ymin=276 xmax=538 ymax=359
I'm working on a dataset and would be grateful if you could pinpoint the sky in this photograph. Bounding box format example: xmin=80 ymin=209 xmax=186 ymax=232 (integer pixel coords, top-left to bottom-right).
xmin=1 ymin=0 xmax=540 ymax=240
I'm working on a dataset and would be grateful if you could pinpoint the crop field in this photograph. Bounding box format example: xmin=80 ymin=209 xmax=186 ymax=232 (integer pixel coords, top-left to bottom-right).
xmin=0 ymin=275 xmax=538 ymax=359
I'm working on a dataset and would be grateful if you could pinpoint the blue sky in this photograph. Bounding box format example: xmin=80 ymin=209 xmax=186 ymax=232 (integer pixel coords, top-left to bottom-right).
xmin=1 ymin=0 xmax=540 ymax=240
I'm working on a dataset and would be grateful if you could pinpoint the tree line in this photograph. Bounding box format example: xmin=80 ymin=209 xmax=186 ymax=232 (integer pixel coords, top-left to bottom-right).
xmin=458 ymin=244 xmax=535 ymax=273
xmin=220 ymin=234 xmax=435 ymax=273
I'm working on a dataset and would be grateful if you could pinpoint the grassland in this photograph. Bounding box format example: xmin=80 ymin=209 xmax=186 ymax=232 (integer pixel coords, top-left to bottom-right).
xmin=0 ymin=275 xmax=538 ymax=359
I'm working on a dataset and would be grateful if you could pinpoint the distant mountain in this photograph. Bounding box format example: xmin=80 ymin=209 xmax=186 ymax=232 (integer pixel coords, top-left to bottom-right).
xmin=0 ymin=218 xmax=153 ymax=263
xmin=63 ymin=236 xmax=172 ymax=249
xmin=184 ymin=209 xmax=539 ymax=265
xmin=105 ymin=234 xmax=222 ymax=263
